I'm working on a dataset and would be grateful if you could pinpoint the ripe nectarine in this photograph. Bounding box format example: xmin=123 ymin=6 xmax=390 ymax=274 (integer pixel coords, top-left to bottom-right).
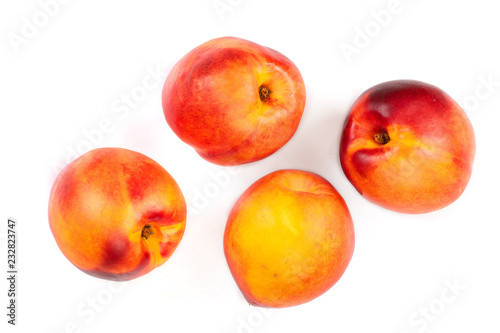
xmin=224 ymin=170 xmax=355 ymax=308
xmin=340 ymin=80 xmax=476 ymax=214
xmin=162 ymin=37 xmax=306 ymax=166
xmin=48 ymin=148 xmax=186 ymax=281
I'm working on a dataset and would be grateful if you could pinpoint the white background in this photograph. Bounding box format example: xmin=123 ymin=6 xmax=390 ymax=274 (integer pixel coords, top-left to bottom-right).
xmin=1 ymin=0 xmax=500 ymax=332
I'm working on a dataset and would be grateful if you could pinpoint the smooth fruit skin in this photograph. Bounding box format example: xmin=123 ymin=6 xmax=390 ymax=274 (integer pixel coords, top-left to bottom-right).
xmin=162 ymin=37 xmax=306 ymax=166
xmin=224 ymin=170 xmax=355 ymax=308
xmin=48 ymin=148 xmax=186 ymax=281
xmin=340 ymin=80 xmax=476 ymax=214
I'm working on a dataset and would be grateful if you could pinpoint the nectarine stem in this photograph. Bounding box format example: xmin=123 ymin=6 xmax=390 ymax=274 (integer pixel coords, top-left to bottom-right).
xmin=374 ymin=132 xmax=390 ymax=145
xmin=259 ymin=86 xmax=271 ymax=101
xmin=142 ymin=225 xmax=154 ymax=239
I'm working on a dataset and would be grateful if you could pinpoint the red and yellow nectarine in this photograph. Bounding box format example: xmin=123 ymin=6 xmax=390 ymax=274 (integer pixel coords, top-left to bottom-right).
xmin=162 ymin=37 xmax=306 ymax=166
xmin=340 ymin=80 xmax=476 ymax=214
xmin=48 ymin=148 xmax=186 ymax=281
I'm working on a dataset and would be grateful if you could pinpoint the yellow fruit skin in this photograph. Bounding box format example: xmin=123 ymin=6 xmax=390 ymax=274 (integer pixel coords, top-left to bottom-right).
xmin=224 ymin=169 xmax=355 ymax=308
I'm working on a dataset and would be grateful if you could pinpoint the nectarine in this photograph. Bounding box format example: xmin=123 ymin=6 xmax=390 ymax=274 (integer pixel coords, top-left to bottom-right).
xmin=162 ymin=37 xmax=306 ymax=166
xmin=48 ymin=148 xmax=186 ymax=281
xmin=340 ymin=80 xmax=476 ymax=214
xmin=224 ymin=170 xmax=355 ymax=308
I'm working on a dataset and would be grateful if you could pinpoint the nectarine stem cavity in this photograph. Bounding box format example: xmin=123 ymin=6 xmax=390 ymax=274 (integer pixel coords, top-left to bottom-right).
xmin=259 ymin=86 xmax=271 ymax=101
xmin=374 ymin=132 xmax=390 ymax=145
xmin=142 ymin=225 xmax=154 ymax=239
